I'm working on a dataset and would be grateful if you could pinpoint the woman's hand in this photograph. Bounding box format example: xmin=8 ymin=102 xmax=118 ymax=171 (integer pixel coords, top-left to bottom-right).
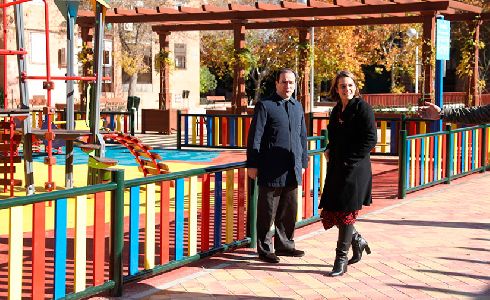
xmin=247 ymin=168 xmax=258 ymax=179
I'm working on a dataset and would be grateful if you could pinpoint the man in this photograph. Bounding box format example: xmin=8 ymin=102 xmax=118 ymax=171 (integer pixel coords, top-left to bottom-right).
xmin=420 ymin=102 xmax=490 ymax=124
xmin=247 ymin=68 xmax=308 ymax=263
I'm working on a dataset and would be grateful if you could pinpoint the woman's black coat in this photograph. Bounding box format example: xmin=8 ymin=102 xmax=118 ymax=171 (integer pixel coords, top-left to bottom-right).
xmin=319 ymin=97 xmax=377 ymax=212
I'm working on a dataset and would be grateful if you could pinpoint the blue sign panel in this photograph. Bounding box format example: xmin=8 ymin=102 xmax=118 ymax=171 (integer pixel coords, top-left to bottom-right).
xmin=436 ymin=19 xmax=451 ymax=60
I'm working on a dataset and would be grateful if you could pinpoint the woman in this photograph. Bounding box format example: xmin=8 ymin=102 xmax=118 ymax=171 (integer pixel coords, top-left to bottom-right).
xmin=319 ymin=71 xmax=377 ymax=276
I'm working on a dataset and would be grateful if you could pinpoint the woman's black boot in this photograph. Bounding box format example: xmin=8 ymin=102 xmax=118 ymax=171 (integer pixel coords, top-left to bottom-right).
xmin=330 ymin=224 xmax=354 ymax=277
xmin=348 ymin=227 xmax=371 ymax=265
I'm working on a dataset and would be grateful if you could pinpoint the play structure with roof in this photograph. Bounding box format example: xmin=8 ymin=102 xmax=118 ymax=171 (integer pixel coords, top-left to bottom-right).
xmin=0 ymin=0 xmax=170 ymax=198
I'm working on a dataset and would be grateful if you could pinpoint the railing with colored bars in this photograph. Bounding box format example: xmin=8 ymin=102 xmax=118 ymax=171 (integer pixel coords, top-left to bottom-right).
xmin=398 ymin=124 xmax=490 ymax=198
xmin=0 ymin=134 xmax=327 ymax=299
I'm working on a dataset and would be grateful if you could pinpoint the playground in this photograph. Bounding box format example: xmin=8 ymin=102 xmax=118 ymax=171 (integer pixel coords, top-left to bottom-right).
xmin=0 ymin=1 xmax=488 ymax=300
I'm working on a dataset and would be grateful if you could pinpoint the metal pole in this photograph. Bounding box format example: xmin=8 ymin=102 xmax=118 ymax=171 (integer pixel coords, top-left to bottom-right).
xmin=177 ymin=110 xmax=182 ymax=150
xmin=310 ymin=26 xmax=314 ymax=109
xmin=110 ymin=169 xmax=125 ymax=297
xmin=65 ymin=10 xmax=75 ymax=188
xmin=445 ymin=124 xmax=453 ymax=183
xmin=398 ymin=130 xmax=407 ymax=199
xmin=247 ymin=177 xmax=258 ymax=248
xmin=415 ymin=43 xmax=419 ymax=94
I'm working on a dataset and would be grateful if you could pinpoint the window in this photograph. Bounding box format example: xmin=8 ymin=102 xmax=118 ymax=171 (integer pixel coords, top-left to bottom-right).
xmin=174 ymin=43 xmax=186 ymax=69
xmin=58 ymin=48 xmax=66 ymax=68
xmin=103 ymin=39 xmax=112 ymax=66
xmin=137 ymin=55 xmax=152 ymax=84
xmin=30 ymin=32 xmax=46 ymax=64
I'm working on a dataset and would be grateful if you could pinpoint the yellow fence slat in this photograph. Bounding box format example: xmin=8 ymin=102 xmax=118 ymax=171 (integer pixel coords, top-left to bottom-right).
xmin=437 ymin=136 xmax=443 ymax=180
xmin=145 ymin=183 xmax=156 ymax=269
xmin=320 ymin=154 xmax=326 ymax=193
xmin=296 ymin=185 xmax=302 ymax=222
xmin=465 ymin=132 xmax=470 ymax=172
xmin=424 ymin=137 xmax=429 ymax=184
xmin=214 ymin=117 xmax=219 ymax=146
xmin=237 ymin=118 xmax=243 ymax=147
xmin=192 ymin=116 xmax=197 ymax=144
xmin=475 ymin=130 xmax=479 ymax=167
xmin=410 ymin=140 xmax=415 ymax=188
xmin=419 ymin=121 xmax=426 ymax=134
xmin=188 ymin=176 xmax=198 ymax=256
xmin=453 ymin=133 xmax=458 ymax=173
xmin=381 ymin=121 xmax=387 ymax=153
xmin=8 ymin=206 xmax=23 ymax=300
xmin=74 ymin=195 xmax=87 ymax=292
xmin=226 ymin=170 xmax=234 ymax=244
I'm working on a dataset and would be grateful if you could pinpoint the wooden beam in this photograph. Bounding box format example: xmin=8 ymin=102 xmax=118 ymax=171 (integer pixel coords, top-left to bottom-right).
xmin=152 ymin=15 xmax=426 ymax=32
xmin=201 ymin=4 xmax=228 ymax=12
xmin=447 ymin=0 xmax=482 ymax=14
xmin=77 ymin=1 xmax=452 ymax=25
xmin=135 ymin=7 xmax=157 ymax=15
xmin=445 ymin=12 xmax=490 ymax=22
xmin=280 ymin=1 xmax=307 ymax=9
xmin=255 ymin=2 xmax=281 ymax=10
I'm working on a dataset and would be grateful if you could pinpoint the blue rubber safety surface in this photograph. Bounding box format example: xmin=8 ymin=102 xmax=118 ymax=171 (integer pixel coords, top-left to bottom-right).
xmin=28 ymin=146 xmax=221 ymax=166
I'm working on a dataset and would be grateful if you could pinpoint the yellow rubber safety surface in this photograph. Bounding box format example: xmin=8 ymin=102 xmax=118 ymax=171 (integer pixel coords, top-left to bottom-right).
xmin=0 ymin=160 xmax=210 ymax=235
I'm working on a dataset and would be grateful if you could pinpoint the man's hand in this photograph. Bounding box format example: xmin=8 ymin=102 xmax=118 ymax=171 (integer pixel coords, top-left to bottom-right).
xmin=248 ymin=168 xmax=258 ymax=179
xmin=324 ymin=149 xmax=330 ymax=160
xmin=419 ymin=102 xmax=442 ymax=120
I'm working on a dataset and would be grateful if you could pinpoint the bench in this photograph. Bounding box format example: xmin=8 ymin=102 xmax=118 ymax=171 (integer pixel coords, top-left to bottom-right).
xmin=206 ymin=95 xmax=227 ymax=107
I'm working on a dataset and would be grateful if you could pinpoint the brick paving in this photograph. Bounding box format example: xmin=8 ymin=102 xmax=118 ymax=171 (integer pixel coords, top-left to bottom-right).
xmin=93 ymin=169 xmax=490 ymax=299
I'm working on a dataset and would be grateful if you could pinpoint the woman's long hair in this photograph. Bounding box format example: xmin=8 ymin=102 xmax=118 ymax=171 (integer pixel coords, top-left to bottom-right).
xmin=328 ymin=70 xmax=361 ymax=103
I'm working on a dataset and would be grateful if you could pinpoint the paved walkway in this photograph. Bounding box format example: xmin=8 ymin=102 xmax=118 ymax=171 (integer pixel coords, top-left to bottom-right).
xmin=91 ymin=170 xmax=490 ymax=300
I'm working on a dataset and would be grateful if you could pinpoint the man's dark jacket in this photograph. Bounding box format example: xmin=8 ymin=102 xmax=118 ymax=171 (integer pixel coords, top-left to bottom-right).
xmin=247 ymin=93 xmax=308 ymax=187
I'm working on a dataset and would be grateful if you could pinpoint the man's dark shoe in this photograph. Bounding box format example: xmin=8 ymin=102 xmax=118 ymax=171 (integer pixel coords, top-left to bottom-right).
xmin=275 ymin=249 xmax=305 ymax=257
xmin=258 ymin=253 xmax=280 ymax=263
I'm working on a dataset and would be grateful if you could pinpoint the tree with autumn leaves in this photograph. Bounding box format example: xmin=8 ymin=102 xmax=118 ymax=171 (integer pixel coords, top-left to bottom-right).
xmin=201 ymin=0 xmax=488 ymax=100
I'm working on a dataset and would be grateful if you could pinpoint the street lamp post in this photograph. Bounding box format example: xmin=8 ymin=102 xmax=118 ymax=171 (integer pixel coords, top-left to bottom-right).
xmin=407 ymin=28 xmax=419 ymax=94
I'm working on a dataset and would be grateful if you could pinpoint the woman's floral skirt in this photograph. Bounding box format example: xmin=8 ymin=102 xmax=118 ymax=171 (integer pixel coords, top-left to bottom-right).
xmin=320 ymin=210 xmax=359 ymax=230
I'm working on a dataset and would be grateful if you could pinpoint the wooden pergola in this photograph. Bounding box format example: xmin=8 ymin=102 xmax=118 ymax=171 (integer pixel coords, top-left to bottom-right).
xmin=77 ymin=0 xmax=487 ymax=114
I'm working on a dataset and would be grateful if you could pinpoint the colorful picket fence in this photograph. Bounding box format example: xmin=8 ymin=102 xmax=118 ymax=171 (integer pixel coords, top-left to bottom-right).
xmin=398 ymin=124 xmax=490 ymax=198
xmin=177 ymin=112 xmax=254 ymax=149
xmin=310 ymin=114 xmax=439 ymax=156
xmin=0 ymin=136 xmax=327 ymax=299
xmin=30 ymin=109 xmax=135 ymax=134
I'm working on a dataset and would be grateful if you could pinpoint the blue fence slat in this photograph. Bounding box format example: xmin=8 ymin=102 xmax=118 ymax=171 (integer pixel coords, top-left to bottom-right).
xmin=313 ymin=153 xmax=320 ymax=216
xmin=214 ymin=172 xmax=223 ymax=248
xmin=420 ymin=138 xmax=425 ymax=185
xmin=461 ymin=131 xmax=466 ymax=172
xmin=472 ymin=129 xmax=476 ymax=170
xmin=109 ymin=114 xmax=115 ymax=130
xmin=390 ymin=121 xmax=397 ymax=154
xmin=54 ymin=198 xmax=68 ymax=299
xmin=207 ymin=117 xmax=213 ymax=146
xmin=129 ymin=186 xmax=140 ymax=275
xmin=175 ymin=178 xmax=185 ymax=260
xmin=406 ymin=140 xmax=411 ymax=188
xmin=184 ymin=116 xmax=189 ymax=145
xmin=229 ymin=117 xmax=236 ymax=147
xmin=433 ymin=135 xmax=439 ymax=182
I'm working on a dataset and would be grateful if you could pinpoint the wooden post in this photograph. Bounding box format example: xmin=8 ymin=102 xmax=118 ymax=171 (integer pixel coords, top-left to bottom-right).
xmin=422 ymin=13 xmax=436 ymax=103
xmin=298 ymin=28 xmax=311 ymax=113
xmin=158 ymin=32 xmax=171 ymax=110
xmin=232 ymin=21 xmax=247 ymax=114
xmin=468 ymin=19 xmax=482 ymax=106
xmin=298 ymin=28 xmax=311 ymax=134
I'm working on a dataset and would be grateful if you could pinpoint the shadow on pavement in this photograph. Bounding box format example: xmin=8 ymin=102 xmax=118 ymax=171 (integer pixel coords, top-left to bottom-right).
xmin=389 ymin=284 xmax=490 ymax=298
xmin=358 ymin=219 xmax=490 ymax=230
